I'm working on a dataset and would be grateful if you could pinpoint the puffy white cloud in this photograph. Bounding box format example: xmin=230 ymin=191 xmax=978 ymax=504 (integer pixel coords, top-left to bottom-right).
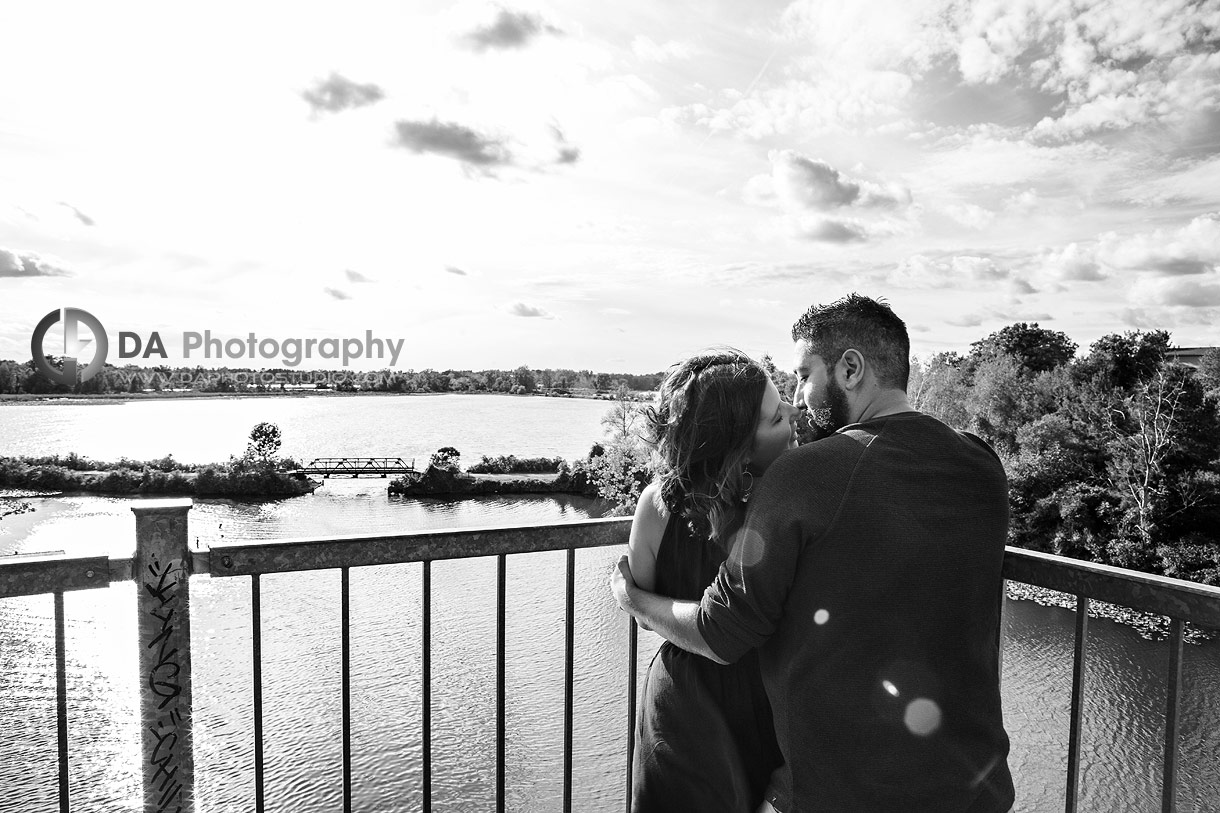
xmin=944 ymin=202 xmax=996 ymax=230
xmin=1042 ymin=242 xmax=1106 ymax=281
xmin=745 ymin=150 xmax=912 ymax=242
xmin=887 ymin=253 xmax=1009 ymax=288
xmin=0 ymin=246 xmax=71 ymax=277
xmin=753 ymin=0 xmax=1220 ymax=142
xmin=958 ymin=36 xmax=1007 ymax=84
xmin=1097 ymin=213 xmax=1220 ymax=273
xmin=1128 ymin=276 xmax=1220 ymax=308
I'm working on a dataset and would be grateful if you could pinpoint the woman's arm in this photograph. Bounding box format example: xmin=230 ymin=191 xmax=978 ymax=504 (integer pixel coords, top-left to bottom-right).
xmin=626 ymin=481 xmax=667 ymax=593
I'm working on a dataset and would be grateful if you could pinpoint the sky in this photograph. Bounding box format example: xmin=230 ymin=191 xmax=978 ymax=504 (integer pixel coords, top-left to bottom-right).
xmin=1 ymin=0 xmax=1218 ymax=373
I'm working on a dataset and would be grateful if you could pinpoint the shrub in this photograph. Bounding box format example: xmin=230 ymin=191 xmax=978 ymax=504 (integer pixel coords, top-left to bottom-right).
xmin=467 ymin=455 xmax=565 ymax=474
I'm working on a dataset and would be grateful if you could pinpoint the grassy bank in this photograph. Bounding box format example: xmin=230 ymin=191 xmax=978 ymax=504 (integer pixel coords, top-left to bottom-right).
xmin=0 ymin=455 xmax=315 ymax=497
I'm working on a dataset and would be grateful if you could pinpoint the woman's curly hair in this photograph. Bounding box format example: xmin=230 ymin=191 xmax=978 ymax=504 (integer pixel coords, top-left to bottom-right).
xmin=643 ymin=348 xmax=767 ymax=541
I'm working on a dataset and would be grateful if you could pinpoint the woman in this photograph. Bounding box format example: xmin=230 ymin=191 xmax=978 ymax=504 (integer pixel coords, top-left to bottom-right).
xmin=629 ymin=348 xmax=801 ymax=812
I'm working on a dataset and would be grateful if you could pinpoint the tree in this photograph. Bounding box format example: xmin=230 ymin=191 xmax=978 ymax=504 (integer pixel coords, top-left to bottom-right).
xmin=430 ymin=447 xmax=460 ymax=470
xmin=601 ymin=383 xmax=643 ymax=440
xmin=1103 ymin=366 xmax=1217 ymax=561
xmin=760 ymin=354 xmax=795 ymax=403
xmin=910 ymin=353 xmax=969 ymax=430
xmin=969 ymin=322 xmax=1078 ymax=373
xmin=245 ymin=422 xmax=283 ymax=466
xmin=512 ymin=366 xmax=536 ymax=393
xmin=1078 ymin=330 xmax=1170 ymax=391
xmin=586 ymin=436 xmax=651 ymax=514
xmin=1198 ymin=347 xmax=1220 ymax=393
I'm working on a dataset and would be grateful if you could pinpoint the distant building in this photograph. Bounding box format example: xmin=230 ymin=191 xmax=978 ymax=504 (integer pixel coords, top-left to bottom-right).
xmin=1166 ymin=346 xmax=1216 ymax=369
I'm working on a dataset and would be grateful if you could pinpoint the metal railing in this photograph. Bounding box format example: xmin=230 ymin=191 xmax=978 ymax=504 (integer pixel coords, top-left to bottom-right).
xmin=2 ymin=498 xmax=1220 ymax=812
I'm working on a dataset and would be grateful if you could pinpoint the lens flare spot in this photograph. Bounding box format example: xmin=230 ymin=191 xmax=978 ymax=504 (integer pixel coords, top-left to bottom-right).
xmin=730 ymin=527 xmax=767 ymax=569
xmin=904 ymin=698 xmax=942 ymax=736
xmin=882 ymin=680 xmax=899 ymax=697
xmin=813 ymin=609 xmax=830 ymax=626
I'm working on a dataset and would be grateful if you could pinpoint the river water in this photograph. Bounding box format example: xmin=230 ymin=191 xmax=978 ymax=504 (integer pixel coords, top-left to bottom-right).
xmin=1 ymin=394 xmax=1218 ymax=812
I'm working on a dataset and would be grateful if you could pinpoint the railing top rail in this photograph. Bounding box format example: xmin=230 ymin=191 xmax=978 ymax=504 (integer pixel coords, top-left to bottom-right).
xmin=0 ymin=550 xmax=115 ymax=599
xmin=1003 ymin=546 xmax=1220 ymax=629
xmin=208 ymin=516 xmax=633 ymax=577
xmin=4 ymin=510 xmax=1219 ymax=628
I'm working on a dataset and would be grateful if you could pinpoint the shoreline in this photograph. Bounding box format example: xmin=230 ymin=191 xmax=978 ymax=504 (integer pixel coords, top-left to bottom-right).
xmin=0 ymin=390 xmax=628 ymax=405
xmin=1005 ymin=581 xmax=1215 ymax=644
xmin=0 ymin=495 xmax=73 ymax=556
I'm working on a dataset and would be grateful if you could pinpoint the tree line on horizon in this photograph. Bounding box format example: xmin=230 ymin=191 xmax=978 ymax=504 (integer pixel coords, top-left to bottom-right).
xmin=0 ymin=359 xmax=666 ymax=396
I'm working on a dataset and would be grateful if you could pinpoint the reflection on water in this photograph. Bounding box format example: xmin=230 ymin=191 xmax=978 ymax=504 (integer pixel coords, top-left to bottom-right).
xmin=1 ymin=491 xmax=1219 ymax=812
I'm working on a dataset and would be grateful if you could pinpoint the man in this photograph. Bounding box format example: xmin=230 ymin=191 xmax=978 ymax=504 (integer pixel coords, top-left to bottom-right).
xmin=612 ymin=294 xmax=1014 ymax=812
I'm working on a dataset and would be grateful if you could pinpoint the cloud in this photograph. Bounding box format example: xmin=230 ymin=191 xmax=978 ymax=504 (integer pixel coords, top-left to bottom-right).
xmin=887 ymin=253 xmax=1010 ymax=288
xmin=632 ymin=36 xmax=695 ymax=63
xmin=57 ymin=202 xmax=94 ymax=226
xmin=1097 ymin=213 xmax=1220 ymax=274
xmin=302 ymin=73 xmax=385 ymax=114
xmin=508 ymin=302 xmax=553 ymax=318
xmin=393 ymin=119 xmax=512 ymax=168
xmin=324 ymin=287 xmax=352 ymax=300
xmin=0 ymin=246 xmax=71 ymax=277
xmin=946 ymin=312 xmax=985 ymax=328
xmin=1009 ymin=278 xmax=1038 ymax=296
xmin=948 ymin=0 xmax=1220 ymax=141
xmin=748 ymin=150 xmax=912 ymax=243
xmin=958 ymin=36 xmax=1007 ymax=85
xmin=549 ymin=125 xmax=581 ymax=165
xmin=462 ymin=8 xmax=561 ymax=51
xmin=1128 ymin=277 xmax=1220 ymax=308
xmin=1042 ymin=242 xmax=1106 ymax=281
xmin=702 ymin=0 xmax=1219 ymax=145
xmin=445 ymin=265 xmax=468 ymax=276
xmin=790 ymin=216 xmax=868 ymax=243
xmin=944 ymin=202 xmax=995 ymax=230
xmin=345 ymin=270 xmax=372 ymax=283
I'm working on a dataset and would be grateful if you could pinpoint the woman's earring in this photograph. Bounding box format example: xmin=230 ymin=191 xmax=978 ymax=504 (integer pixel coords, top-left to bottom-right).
xmin=741 ymin=469 xmax=754 ymax=503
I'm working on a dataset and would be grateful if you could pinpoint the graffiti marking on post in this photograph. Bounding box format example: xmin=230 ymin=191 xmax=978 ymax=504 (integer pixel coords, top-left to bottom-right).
xmin=145 ymin=554 xmax=185 ymax=812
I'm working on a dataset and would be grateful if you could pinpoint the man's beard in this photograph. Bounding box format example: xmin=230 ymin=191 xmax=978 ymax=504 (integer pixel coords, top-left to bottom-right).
xmin=809 ymin=376 xmax=852 ymax=432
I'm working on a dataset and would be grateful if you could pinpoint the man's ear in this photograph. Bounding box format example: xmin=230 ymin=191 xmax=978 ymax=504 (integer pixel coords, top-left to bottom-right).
xmin=840 ymin=349 xmax=866 ymax=390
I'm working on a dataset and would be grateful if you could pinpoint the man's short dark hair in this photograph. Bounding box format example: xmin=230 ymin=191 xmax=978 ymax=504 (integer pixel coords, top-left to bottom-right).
xmin=791 ymin=293 xmax=910 ymax=391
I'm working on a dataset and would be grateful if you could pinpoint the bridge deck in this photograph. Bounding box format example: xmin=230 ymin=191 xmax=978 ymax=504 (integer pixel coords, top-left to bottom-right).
xmin=293 ymin=457 xmax=419 ymax=477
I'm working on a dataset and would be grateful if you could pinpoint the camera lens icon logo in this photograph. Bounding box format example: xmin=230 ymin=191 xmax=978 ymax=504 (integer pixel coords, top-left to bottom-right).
xmin=30 ymin=308 xmax=109 ymax=386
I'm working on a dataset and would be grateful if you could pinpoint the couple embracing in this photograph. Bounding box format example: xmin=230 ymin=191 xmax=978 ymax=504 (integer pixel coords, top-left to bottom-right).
xmin=611 ymin=294 xmax=1015 ymax=813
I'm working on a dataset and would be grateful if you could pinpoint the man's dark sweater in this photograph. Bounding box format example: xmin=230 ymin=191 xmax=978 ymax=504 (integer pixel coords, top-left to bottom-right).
xmin=697 ymin=412 xmax=1015 ymax=813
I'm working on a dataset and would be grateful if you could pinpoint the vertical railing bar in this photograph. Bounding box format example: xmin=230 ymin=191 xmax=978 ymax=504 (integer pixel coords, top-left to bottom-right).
xmin=625 ymin=618 xmax=638 ymax=813
xmin=496 ymin=553 xmax=506 ymax=813
xmin=341 ymin=566 xmax=352 ymax=813
xmin=422 ymin=560 xmax=432 ymax=813
xmin=998 ymin=579 xmax=1007 ymax=689
xmin=252 ymin=573 xmax=265 ymax=813
xmin=563 ymin=547 xmax=575 ymax=813
xmin=54 ymin=591 xmax=69 ymax=813
xmin=1065 ymin=594 xmax=1089 ymax=813
xmin=1161 ymin=617 xmax=1184 ymax=813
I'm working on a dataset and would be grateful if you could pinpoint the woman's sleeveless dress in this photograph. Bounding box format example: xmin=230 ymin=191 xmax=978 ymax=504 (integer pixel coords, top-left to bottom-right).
xmin=631 ymin=513 xmax=782 ymax=812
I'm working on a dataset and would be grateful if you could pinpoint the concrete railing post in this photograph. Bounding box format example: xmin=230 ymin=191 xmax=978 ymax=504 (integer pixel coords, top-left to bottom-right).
xmin=132 ymin=498 xmax=195 ymax=813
